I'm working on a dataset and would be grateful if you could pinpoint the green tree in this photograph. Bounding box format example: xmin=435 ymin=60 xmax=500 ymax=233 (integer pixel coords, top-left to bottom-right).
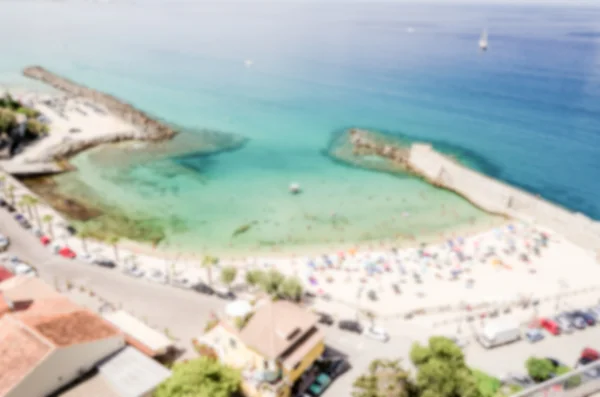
xmin=25 ymin=119 xmax=49 ymax=137
xmin=353 ymin=359 xmax=413 ymax=397
xmin=107 ymin=235 xmax=121 ymax=261
xmin=202 ymin=255 xmax=219 ymax=286
xmin=154 ymin=357 xmax=241 ymax=397
xmin=0 ymin=108 xmax=17 ymax=133
xmin=42 ymin=214 xmax=54 ymax=239
xmin=260 ymin=269 xmax=285 ymax=295
xmin=525 ymin=357 xmax=554 ymax=382
xmin=278 ymin=276 xmax=304 ymax=301
xmin=19 ymin=195 xmax=35 ymax=221
xmin=220 ymin=266 xmax=238 ymax=289
xmin=410 ymin=336 xmax=482 ymax=397
xmin=245 ymin=269 xmax=264 ymax=288
xmin=15 ymin=106 xmax=40 ymax=118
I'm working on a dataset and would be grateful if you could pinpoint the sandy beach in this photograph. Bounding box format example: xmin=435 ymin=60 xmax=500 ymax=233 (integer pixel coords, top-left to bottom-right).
xmin=1 ymin=87 xmax=599 ymax=327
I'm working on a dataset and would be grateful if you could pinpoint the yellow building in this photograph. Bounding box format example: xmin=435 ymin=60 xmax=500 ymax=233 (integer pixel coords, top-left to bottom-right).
xmin=200 ymin=300 xmax=326 ymax=397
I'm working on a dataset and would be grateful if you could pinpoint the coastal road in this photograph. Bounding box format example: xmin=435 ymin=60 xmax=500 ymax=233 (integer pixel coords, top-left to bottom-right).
xmin=2 ymin=207 xmax=600 ymax=396
xmin=0 ymin=207 xmax=226 ymax=356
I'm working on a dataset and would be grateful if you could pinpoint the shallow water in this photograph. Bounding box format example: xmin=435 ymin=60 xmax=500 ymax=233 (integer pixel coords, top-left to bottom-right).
xmin=2 ymin=1 xmax=599 ymax=253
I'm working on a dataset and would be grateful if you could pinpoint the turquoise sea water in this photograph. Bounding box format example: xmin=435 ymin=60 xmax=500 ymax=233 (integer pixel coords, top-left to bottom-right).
xmin=1 ymin=2 xmax=599 ymax=254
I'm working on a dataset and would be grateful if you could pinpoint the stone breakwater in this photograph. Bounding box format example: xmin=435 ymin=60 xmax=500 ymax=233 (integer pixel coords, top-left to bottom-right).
xmin=347 ymin=128 xmax=600 ymax=253
xmin=23 ymin=66 xmax=176 ymax=140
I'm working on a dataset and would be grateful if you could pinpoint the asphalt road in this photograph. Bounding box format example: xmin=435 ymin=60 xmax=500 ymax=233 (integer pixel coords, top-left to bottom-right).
xmin=0 ymin=207 xmax=226 ymax=356
xmin=2 ymin=207 xmax=600 ymax=397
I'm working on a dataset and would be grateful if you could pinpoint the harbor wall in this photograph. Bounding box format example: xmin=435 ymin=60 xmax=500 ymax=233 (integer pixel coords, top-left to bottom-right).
xmin=22 ymin=66 xmax=176 ymax=141
xmin=408 ymin=143 xmax=600 ymax=252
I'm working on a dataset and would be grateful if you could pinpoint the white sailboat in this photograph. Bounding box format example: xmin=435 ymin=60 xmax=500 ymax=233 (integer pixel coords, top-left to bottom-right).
xmin=479 ymin=29 xmax=488 ymax=51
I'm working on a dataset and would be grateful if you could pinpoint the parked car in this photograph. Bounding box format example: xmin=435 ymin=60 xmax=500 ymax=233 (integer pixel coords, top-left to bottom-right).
xmin=192 ymin=283 xmax=214 ymax=295
xmin=146 ymin=269 xmax=167 ymax=284
xmin=213 ymin=286 xmax=236 ymax=300
xmin=0 ymin=198 xmax=6 ymax=207
xmin=589 ymin=306 xmax=600 ymax=319
xmin=555 ymin=315 xmax=574 ymax=334
xmin=316 ymin=312 xmax=334 ymax=326
xmin=58 ymin=247 xmax=76 ymax=259
xmin=338 ymin=320 xmax=363 ymax=334
xmin=324 ymin=359 xmax=350 ymax=379
xmin=81 ymin=253 xmax=98 ymax=264
xmin=0 ymin=235 xmax=9 ymax=252
xmin=566 ymin=312 xmax=587 ymax=330
xmin=39 ymin=235 xmax=51 ymax=246
xmin=447 ymin=335 xmax=469 ymax=349
xmin=171 ymin=276 xmax=195 ymax=289
xmin=501 ymin=372 xmax=534 ymax=388
xmin=6 ymin=204 xmax=15 ymax=213
xmin=13 ymin=262 xmax=37 ymax=277
xmin=363 ymin=326 xmax=389 ymax=342
xmin=32 ymin=228 xmax=44 ymax=238
xmin=124 ymin=266 xmax=145 ymax=277
xmin=14 ymin=214 xmax=31 ymax=229
xmin=525 ymin=328 xmax=545 ymax=343
xmin=307 ymin=373 xmax=332 ymax=397
xmin=572 ymin=310 xmax=596 ymax=326
xmin=66 ymin=225 xmax=77 ymax=235
xmin=540 ymin=318 xmax=560 ymax=335
xmin=94 ymin=259 xmax=117 ymax=269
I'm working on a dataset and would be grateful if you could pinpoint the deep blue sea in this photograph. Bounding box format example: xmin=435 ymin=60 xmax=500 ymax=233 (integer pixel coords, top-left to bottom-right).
xmin=1 ymin=1 xmax=599 ymax=254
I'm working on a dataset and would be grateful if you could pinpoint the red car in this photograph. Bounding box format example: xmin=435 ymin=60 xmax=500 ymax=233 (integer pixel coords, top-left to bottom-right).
xmin=540 ymin=318 xmax=560 ymax=335
xmin=40 ymin=236 xmax=51 ymax=246
xmin=58 ymin=247 xmax=76 ymax=259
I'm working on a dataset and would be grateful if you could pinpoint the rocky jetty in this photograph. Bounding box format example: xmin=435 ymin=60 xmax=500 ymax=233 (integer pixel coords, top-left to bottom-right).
xmin=23 ymin=66 xmax=176 ymax=140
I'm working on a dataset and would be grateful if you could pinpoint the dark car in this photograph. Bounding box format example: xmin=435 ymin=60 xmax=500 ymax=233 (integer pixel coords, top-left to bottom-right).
xmin=6 ymin=204 xmax=15 ymax=213
xmin=193 ymin=283 xmax=215 ymax=295
xmin=326 ymin=359 xmax=350 ymax=379
xmin=66 ymin=225 xmax=77 ymax=235
xmin=573 ymin=310 xmax=596 ymax=326
xmin=316 ymin=312 xmax=334 ymax=326
xmin=94 ymin=259 xmax=116 ymax=268
xmin=216 ymin=290 xmax=236 ymax=300
xmin=338 ymin=320 xmax=363 ymax=334
xmin=0 ymin=198 xmax=6 ymax=207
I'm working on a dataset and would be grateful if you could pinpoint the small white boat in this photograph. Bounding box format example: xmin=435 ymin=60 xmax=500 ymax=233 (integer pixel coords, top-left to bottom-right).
xmin=244 ymin=59 xmax=253 ymax=67
xmin=289 ymin=183 xmax=301 ymax=194
xmin=479 ymin=29 xmax=488 ymax=51
xmin=406 ymin=27 xmax=415 ymax=34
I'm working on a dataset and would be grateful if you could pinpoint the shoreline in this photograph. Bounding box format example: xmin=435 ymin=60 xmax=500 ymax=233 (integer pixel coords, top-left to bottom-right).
xmin=119 ymin=215 xmax=509 ymax=261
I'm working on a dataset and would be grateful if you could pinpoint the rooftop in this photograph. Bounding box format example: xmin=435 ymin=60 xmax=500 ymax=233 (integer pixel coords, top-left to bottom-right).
xmin=27 ymin=310 xmax=122 ymax=347
xmin=103 ymin=311 xmax=172 ymax=357
xmin=239 ymin=301 xmax=319 ymax=359
xmin=0 ymin=315 xmax=53 ymax=396
xmin=0 ymin=276 xmax=63 ymax=301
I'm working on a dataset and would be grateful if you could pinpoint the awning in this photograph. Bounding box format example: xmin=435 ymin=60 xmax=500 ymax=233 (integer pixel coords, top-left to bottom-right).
xmin=103 ymin=310 xmax=172 ymax=357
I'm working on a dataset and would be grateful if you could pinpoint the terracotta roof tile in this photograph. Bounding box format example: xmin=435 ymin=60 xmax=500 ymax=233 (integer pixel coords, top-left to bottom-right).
xmin=239 ymin=301 xmax=318 ymax=359
xmin=26 ymin=310 xmax=122 ymax=347
xmin=0 ymin=316 xmax=53 ymax=396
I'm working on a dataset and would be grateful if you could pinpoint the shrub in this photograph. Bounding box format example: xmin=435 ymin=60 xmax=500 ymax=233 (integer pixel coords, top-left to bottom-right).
xmin=204 ymin=318 xmax=219 ymax=332
xmin=526 ymin=357 xmax=554 ymax=382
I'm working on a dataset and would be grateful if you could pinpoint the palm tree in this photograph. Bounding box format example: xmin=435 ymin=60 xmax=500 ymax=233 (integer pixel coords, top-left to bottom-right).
xmin=202 ymin=255 xmax=218 ymax=286
xmin=107 ymin=235 xmax=121 ymax=261
xmin=42 ymin=214 xmax=54 ymax=239
xmin=21 ymin=194 xmax=42 ymax=229
xmin=19 ymin=195 xmax=34 ymax=221
xmin=7 ymin=184 xmax=15 ymax=206
xmin=78 ymin=230 xmax=91 ymax=253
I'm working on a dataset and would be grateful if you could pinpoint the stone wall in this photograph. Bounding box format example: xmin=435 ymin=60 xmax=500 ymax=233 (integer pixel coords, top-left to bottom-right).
xmin=23 ymin=66 xmax=176 ymax=141
xmin=408 ymin=143 xmax=600 ymax=252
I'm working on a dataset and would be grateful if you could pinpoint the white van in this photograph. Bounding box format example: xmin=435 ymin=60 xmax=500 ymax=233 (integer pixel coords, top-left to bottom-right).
xmin=479 ymin=317 xmax=521 ymax=349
